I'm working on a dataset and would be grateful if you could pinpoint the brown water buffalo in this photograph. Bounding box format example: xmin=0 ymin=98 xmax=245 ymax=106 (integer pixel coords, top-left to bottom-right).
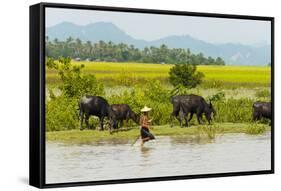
xmin=253 ymin=101 xmax=271 ymax=123
xmin=170 ymin=94 xmax=216 ymax=127
xmin=110 ymin=104 xmax=140 ymax=129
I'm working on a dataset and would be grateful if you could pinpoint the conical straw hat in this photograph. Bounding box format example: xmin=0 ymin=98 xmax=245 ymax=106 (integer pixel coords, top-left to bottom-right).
xmin=141 ymin=105 xmax=152 ymax=112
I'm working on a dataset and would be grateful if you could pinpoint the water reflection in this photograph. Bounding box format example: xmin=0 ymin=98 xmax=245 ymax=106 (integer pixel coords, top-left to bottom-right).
xmin=170 ymin=135 xmax=214 ymax=145
xmin=46 ymin=132 xmax=271 ymax=184
xmin=140 ymin=146 xmax=153 ymax=158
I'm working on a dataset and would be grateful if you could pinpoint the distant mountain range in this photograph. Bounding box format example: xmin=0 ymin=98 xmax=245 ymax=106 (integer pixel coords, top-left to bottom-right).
xmin=46 ymin=22 xmax=271 ymax=66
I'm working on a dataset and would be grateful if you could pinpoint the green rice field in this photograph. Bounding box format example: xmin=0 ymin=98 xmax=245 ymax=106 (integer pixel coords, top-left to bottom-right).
xmin=46 ymin=61 xmax=271 ymax=88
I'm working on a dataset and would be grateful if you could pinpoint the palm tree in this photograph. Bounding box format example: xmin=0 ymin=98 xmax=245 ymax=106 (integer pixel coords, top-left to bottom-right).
xmin=85 ymin=41 xmax=93 ymax=58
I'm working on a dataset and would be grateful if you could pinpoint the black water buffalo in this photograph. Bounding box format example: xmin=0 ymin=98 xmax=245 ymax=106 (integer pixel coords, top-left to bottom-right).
xmin=79 ymin=95 xmax=112 ymax=131
xmin=170 ymin=94 xmax=215 ymax=127
xmin=253 ymin=102 xmax=271 ymax=123
xmin=110 ymin=104 xmax=140 ymax=129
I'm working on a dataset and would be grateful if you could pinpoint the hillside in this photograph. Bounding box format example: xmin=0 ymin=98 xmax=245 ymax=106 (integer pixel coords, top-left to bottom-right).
xmin=46 ymin=22 xmax=271 ymax=66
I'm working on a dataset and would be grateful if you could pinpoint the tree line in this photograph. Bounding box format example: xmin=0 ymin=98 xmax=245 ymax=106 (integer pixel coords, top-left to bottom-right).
xmin=46 ymin=37 xmax=225 ymax=65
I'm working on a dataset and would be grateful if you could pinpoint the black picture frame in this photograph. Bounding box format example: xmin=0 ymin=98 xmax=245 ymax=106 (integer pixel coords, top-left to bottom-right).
xmin=30 ymin=2 xmax=275 ymax=188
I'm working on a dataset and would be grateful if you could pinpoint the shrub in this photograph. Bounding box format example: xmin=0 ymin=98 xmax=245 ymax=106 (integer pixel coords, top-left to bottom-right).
xmin=169 ymin=64 xmax=204 ymax=89
xmin=143 ymin=80 xmax=170 ymax=103
xmin=46 ymin=57 xmax=104 ymax=98
xmin=46 ymin=96 xmax=79 ymax=131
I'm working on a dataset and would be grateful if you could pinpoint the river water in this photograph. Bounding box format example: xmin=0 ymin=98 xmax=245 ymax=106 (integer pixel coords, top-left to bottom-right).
xmin=46 ymin=132 xmax=271 ymax=184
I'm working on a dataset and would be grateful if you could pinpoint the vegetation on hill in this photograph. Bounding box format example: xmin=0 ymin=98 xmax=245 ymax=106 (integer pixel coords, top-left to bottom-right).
xmin=46 ymin=37 xmax=225 ymax=65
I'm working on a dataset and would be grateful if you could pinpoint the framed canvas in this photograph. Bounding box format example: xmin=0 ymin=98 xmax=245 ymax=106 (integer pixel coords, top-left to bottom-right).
xmin=29 ymin=2 xmax=274 ymax=188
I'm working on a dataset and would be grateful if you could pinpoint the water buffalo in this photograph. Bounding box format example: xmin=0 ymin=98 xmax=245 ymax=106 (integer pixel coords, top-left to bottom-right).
xmin=110 ymin=104 xmax=140 ymax=129
xmin=253 ymin=101 xmax=271 ymax=123
xmin=79 ymin=95 xmax=112 ymax=131
xmin=170 ymin=94 xmax=215 ymax=127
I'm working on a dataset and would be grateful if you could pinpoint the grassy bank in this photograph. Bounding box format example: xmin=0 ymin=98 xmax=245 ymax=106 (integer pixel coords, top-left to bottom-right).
xmin=46 ymin=123 xmax=270 ymax=144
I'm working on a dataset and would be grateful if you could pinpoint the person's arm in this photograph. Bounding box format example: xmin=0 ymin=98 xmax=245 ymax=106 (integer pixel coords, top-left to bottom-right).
xmin=142 ymin=124 xmax=149 ymax=128
xmin=148 ymin=118 xmax=153 ymax=129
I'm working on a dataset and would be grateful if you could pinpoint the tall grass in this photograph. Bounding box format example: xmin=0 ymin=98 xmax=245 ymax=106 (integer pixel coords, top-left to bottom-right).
xmin=46 ymin=85 xmax=267 ymax=132
xmin=197 ymin=124 xmax=224 ymax=140
xmin=255 ymin=89 xmax=271 ymax=100
xmin=213 ymin=98 xmax=253 ymax=123
xmin=246 ymin=122 xmax=266 ymax=135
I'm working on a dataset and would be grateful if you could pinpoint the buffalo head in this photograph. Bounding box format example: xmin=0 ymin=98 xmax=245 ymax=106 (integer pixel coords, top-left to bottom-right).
xmin=205 ymin=101 xmax=216 ymax=123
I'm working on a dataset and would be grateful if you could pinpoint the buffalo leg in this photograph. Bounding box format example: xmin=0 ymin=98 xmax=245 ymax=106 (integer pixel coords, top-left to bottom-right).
xmin=184 ymin=113 xmax=189 ymax=127
xmin=120 ymin=120 xmax=124 ymax=129
xmin=177 ymin=112 xmax=182 ymax=127
xmin=115 ymin=120 xmax=118 ymax=131
xmin=206 ymin=113 xmax=211 ymax=125
xmin=108 ymin=117 xmax=114 ymax=132
xmin=85 ymin=114 xmax=90 ymax=129
xmin=175 ymin=116 xmax=183 ymax=126
xmin=179 ymin=111 xmax=185 ymax=128
xmin=126 ymin=112 xmax=130 ymax=129
xmin=169 ymin=113 xmax=175 ymax=127
xmin=253 ymin=113 xmax=261 ymax=121
xmin=199 ymin=114 xmax=204 ymax=124
xmin=126 ymin=119 xmax=129 ymax=129
xmin=80 ymin=113 xmax=84 ymax=130
xmin=196 ymin=113 xmax=202 ymax=124
xmin=176 ymin=116 xmax=182 ymax=124
xmin=253 ymin=111 xmax=261 ymax=121
xmin=99 ymin=116 xmax=104 ymax=131
xmin=188 ymin=112 xmax=194 ymax=122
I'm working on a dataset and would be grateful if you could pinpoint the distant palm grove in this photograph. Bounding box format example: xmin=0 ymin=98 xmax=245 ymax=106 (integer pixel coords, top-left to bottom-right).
xmin=46 ymin=37 xmax=225 ymax=65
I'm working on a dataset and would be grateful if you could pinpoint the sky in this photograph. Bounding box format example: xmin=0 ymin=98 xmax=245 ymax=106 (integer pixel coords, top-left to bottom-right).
xmin=46 ymin=7 xmax=271 ymax=45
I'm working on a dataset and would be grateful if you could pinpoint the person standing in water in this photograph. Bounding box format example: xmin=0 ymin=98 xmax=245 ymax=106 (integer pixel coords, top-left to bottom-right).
xmin=139 ymin=106 xmax=155 ymax=146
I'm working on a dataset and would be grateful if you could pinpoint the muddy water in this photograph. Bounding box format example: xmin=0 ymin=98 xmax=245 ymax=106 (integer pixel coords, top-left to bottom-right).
xmin=46 ymin=132 xmax=271 ymax=184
